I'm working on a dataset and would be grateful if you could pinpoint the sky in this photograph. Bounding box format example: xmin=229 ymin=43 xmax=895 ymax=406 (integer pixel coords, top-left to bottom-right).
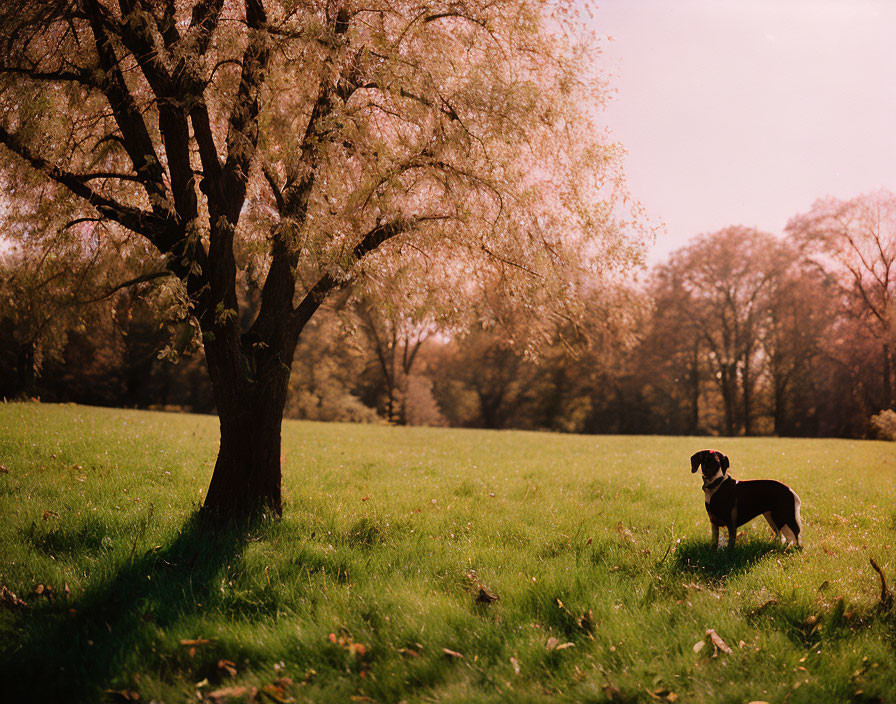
xmin=592 ymin=0 xmax=896 ymax=262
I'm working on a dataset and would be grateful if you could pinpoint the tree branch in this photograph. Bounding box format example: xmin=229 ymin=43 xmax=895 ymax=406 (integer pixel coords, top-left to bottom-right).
xmin=0 ymin=64 xmax=95 ymax=85
xmin=77 ymin=270 xmax=173 ymax=304
xmin=83 ymin=0 xmax=170 ymax=215
xmin=291 ymin=215 xmax=449 ymax=332
xmin=0 ymin=123 xmax=166 ymax=239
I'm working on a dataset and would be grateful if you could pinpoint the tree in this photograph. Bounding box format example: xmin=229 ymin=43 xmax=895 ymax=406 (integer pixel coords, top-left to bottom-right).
xmin=786 ymin=190 xmax=896 ymax=412
xmin=652 ymin=228 xmax=789 ymax=435
xmin=639 ymin=261 xmax=703 ymax=434
xmin=760 ymin=260 xmax=834 ymax=436
xmin=347 ymin=273 xmax=438 ymax=425
xmin=0 ymin=0 xmax=645 ymax=520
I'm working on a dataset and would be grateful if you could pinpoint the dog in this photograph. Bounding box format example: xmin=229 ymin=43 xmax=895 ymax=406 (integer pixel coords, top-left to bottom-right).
xmin=690 ymin=449 xmax=802 ymax=550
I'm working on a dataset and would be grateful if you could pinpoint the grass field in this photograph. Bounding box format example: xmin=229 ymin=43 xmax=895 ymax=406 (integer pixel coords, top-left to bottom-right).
xmin=1 ymin=402 xmax=895 ymax=703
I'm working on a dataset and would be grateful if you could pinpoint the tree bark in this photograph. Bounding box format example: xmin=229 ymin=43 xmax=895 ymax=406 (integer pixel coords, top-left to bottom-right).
xmin=201 ymin=342 xmax=292 ymax=520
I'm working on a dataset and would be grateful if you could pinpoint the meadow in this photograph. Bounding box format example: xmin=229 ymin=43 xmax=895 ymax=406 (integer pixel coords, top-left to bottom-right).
xmin=1 ymin=402 xmax=895 ymax=703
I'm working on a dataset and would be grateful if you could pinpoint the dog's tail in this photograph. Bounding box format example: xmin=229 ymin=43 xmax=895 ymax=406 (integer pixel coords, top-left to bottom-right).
xmin=790 ymin=489 xmax=803 ymax=547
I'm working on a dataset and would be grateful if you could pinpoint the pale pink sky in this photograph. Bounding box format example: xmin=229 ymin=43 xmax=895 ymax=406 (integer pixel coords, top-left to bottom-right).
xmin=593 ymin=0 xmax=896 ymax=261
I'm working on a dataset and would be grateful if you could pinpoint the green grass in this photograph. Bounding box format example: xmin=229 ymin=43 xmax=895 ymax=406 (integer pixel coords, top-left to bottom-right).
xmin=1 ymin=402 xmax=895 ymax=703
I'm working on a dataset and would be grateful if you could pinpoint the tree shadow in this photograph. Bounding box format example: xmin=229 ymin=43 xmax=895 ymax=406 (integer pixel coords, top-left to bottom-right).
xmin=671 ymin=536 xmax=792 ymax=581
xmin=2 ymin=513 xmax=253 ymax=703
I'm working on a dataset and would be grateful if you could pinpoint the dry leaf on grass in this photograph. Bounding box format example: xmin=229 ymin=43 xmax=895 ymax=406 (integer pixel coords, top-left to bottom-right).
xmin=476 ymin=585 xmax=499 ymax=603
xmin=217 ymin=659 xmax=238 ymax=677
xmin=442 ymin=647 xmax=464 ymax=658
xmin=546 ymin=637 xmax=574 ymax=651
xmin=208 ymin=685 xmax=257 ymax=701
xmin=180 ymin=638 xmax=212 ymax=646
xmin=705 ymin=629 xmax=732 ymax=655
xmin=0 ymin=586 xmax=27 ymax=608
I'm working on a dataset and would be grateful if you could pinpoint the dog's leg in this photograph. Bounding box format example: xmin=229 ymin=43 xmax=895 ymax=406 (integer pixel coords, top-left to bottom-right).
xmin=763 ymin=512 xmax=783 ymax=544
xmin=727 ymin=506 xmax=738 ymax=551
xmin=781 ymin=525 xmax=797 ymax=545
xmin=711 ymin=523 xmax=719 ymax=548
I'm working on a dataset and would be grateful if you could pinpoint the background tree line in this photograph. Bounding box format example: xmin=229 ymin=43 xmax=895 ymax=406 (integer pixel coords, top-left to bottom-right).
xmin=4 ymin=188 xmax=893 ymax=439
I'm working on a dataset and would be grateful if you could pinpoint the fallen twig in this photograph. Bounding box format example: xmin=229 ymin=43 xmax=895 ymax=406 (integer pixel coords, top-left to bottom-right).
xmin=870 ymin=558 xmax=893 ymax=610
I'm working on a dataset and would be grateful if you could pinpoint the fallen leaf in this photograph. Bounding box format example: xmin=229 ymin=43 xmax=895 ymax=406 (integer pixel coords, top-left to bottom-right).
xmin=261 ymin=681 xmax=291 ymax=703
xmin=180 ymin=638 xmax=212 ymax=646
xmin=0 ymin=586 xmax=27 ymax=608
xmin=217 ymin=659 xmax=238 ymax=677
xmin=556 ymin=642 xmax=575 ymax=651
xmin=476 ymin=585 xmax=499 ymax=603
xmin=0 ymin=465 xmax=7 ymax=473
xmin=397 ymin=647 xmax=420 ymax=658
xmin=442 ymin=647 xmax=464 ymax=659
xmin=693 ymin=640 xmax=705 ymax=654
xmin=208 ymin=686 xmax=255 ymax=701
xmin=42 ymin=510 xmax=59 ymax=521
xmin=615 ymin=522 xmax=636 ymax=543
xmin=348 ymin=642 xmax=367 ymax=657
xmin=546 ymin=637 xmax=560 ymax=651
xmin=578 ymin=609 xmax=596 ymax=633
xmin=706 ymin=629 xmax=732 ymax=655
xmin=510 ymin=656 xmax=521 ymax=674
xmin=602 ymin=683 xmax=622 ymax=699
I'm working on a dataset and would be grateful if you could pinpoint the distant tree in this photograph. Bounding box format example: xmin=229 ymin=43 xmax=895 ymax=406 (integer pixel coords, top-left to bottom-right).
xmin=0 ymin=0 xmax=645 ymax=519
xmin=284 ymin=306 xmax=379 ymax=424
xmin=655 ymin=227 xmax=788 ymax=435
xmin=786 ymin=190 xmax=896 ymax=412
xmin=760 ymin=259 xmax=835 ymax=435
xmin=639 ymin=261 xmax=703 ymax=434
xmin=348 ymin=274 xmax=438 ymax=424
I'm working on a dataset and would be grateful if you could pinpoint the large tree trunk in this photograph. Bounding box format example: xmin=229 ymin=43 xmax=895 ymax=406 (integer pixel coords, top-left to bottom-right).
xmin=201 ymin=339 xmax=293 ymax=520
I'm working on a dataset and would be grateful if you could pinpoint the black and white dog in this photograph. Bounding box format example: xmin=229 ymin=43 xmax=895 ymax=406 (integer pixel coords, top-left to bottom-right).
xmin=691 ymin=449 xmax=802 ymax=550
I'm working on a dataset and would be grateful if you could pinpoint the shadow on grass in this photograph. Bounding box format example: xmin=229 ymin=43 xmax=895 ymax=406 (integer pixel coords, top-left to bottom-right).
xmin=671 ymin=536 xmax=792 ymax=581
xmin=1 ymin=513 xmax=252 ymax=703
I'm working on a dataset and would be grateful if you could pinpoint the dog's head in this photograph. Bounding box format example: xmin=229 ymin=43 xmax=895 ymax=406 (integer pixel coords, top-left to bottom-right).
xmin=690 ymin=449 xmax=729 ymax=482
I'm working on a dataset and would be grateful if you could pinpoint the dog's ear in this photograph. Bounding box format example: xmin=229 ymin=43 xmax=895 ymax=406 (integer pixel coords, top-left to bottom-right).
xmin=690 ymin=451 xmax=705 ymax=473
xmin=716 ymin=452 xmax=729 ymax=472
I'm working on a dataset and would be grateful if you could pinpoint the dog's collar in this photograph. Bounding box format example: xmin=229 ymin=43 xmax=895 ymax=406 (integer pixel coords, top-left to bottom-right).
xmin=702 ymin=475 xmax=728 ymax=491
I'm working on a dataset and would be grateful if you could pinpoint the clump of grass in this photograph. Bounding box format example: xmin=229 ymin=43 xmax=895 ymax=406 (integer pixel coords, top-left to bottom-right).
xmin=1 ymin=403 xmax=896 ymax=703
